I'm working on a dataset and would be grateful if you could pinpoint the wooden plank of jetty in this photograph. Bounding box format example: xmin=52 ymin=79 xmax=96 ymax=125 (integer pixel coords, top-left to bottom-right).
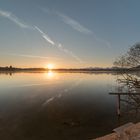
xmin=109 ymin=92 xmax=140 ymax=116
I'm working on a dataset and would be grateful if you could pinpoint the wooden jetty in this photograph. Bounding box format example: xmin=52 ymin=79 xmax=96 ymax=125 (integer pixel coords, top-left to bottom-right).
xmin=109 ymin=92 xmax=140 ymax=116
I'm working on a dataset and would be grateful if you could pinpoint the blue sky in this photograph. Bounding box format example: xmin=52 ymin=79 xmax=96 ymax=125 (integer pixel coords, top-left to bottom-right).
xmin=0 ymin=0 xmax=140 ymax=68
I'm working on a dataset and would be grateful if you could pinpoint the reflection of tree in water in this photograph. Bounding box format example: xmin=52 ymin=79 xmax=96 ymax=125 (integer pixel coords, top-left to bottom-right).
xmin=0 ymin=71 xmax=12 ymax=76
xmin=112 ymin=43 xmax=140 ymax=116
xmin=121 ymin=94 xmax=140 ymax=114
xmin=116 ymin=72 xmax=140 ymax=116
xmin=117 ymin=72 xmax=140 ymax=93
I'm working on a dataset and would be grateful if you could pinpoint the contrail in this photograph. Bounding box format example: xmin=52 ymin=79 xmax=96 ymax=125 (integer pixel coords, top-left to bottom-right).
xmin=34 ymin=26 xmax=55 ymax=45
xmin=0 ymin=9 xmax=83 ymax=63
xmin=0 ymin=9 xmax=31 ymax=29
xmin=55 ymin=11 xmax=111 ymax=48
xmin=34 ymin=26 xmax=83 ymax=63
xmin=58 ymin=43 xmax=83 ymax=63
xmin=56 ymin=12 xmax=92 ymax=35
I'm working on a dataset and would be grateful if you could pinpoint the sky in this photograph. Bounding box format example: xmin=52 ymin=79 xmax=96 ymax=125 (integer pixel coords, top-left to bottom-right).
xmin=0 ymin=0 xmax=140 ymax=68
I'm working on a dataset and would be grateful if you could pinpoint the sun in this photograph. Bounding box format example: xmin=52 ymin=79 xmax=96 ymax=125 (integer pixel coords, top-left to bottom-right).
xmin=46 ymin=63 xmax=54 ymax=70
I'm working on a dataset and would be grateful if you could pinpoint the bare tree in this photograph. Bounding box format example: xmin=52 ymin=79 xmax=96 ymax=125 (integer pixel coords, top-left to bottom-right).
xmin=114 ymin=43 xmax=140 ymax=68
xmin=113 ymin=43 xmax=140 ymax=92
xmin=112 ymin=43 xmax=140 ymax=116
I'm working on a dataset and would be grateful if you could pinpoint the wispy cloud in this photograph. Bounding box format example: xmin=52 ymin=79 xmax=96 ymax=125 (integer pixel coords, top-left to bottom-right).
xmin=0 ymin=9 xmax=82 ymax=63
xmin=34 ymin=26 xmax=83 ymax=63
xmin=0 ymin=9 xmax=30 ymax=29
xmin=54 ymin=11 xmax=111 ymax=48
xmin=34 ymin=26 xmax=55 ymax=45
xmin=56 ymin=12 xmax=92 ymax=35
xmin=58 ymin=43 xmax=83 ymax=63
xmin=0 ymin=9 xmax=83 ymax=63
xmin=4 ymin=53 xmax=60 ymax=60
xmin=93 ymin=35 xmax=112 ymax=48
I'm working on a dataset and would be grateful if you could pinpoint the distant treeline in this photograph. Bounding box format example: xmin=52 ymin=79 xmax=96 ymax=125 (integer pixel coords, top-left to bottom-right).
xmin=0 ymin=66 xmax=140 ymax=72
xmin=0 ymin=66 xmax=46 ymax=71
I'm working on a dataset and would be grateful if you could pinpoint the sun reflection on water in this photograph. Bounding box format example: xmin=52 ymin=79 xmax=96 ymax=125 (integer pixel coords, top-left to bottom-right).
xmin=44 ymin=71 xmax=55 ymax=79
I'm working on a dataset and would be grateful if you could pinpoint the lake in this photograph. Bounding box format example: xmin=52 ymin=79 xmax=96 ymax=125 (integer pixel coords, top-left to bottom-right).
xmin=0 ymin=71 xmax=140 ymax=140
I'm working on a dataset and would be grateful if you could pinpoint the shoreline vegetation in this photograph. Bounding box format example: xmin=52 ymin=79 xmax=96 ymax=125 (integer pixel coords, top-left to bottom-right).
xmin=0 ymin=66 xmax=140 ymax=73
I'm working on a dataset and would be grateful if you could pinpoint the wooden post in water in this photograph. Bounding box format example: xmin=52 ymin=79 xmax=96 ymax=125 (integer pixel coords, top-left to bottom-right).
xmin=109 ymin=92 xmax=140 ymax=116
xmin=117 ymin=94 xmax=121 ymax=116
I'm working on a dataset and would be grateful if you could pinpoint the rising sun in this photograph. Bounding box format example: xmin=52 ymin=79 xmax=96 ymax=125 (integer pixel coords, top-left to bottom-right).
xmin=46 ymin=63 xmax=54 ymax=70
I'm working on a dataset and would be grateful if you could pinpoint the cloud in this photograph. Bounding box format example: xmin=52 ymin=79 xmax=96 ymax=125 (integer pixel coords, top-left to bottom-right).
xmin=54 ymin=11 xmax=111 ymax=48
xmin=0 ymin=9 xmax=30 ymax=29
xmin=34 ymin=26 xmax=55 ymax=45
xmin=0 ymin=9 xmax=83 ymax=63
xmin=4 ymin=53 xmax=60 ymax=60
xmin=34 ymin=26 xmax=83 ymax=63
xmin=58 ymin=43 xmax=83 ymax=63
xmin=56 ymin=12 xmax=92 ymax=34
xmin=93 ymin=34 xmax=112 ymax=48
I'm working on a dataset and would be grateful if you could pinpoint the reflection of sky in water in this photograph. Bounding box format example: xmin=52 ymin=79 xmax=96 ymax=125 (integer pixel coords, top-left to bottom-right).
xmin=0 ymin=72 xmax=139 ymax=139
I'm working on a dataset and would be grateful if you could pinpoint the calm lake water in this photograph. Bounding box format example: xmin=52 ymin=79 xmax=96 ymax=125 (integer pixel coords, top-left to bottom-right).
xmin=0 ymin=71 xmax=140 ymax=140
